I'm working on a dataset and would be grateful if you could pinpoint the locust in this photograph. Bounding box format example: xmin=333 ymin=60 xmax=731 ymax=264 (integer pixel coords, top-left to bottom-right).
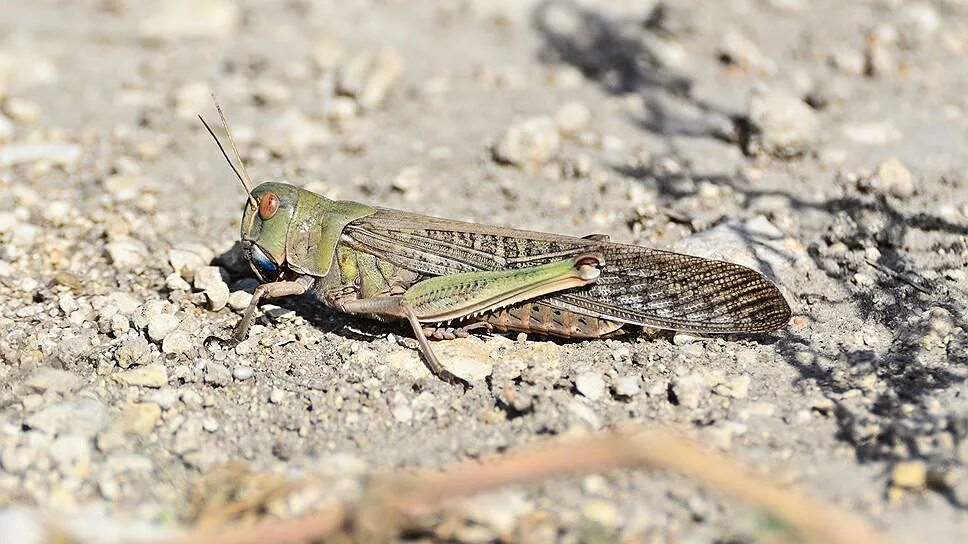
xmin=200 ymin=100 xmax=791 ymax=385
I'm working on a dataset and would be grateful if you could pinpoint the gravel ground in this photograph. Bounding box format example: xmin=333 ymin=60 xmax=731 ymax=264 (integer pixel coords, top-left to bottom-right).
xmin=1 ymin=0 xmax=966 ymax=542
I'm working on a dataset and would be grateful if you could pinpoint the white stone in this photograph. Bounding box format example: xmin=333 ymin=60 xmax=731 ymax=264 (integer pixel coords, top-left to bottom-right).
xmin=554 ymin=101 xmax=591 ymax=135
xmin=493 ymin=116 xmax=561 ymax=166
xmin=841 ymin=121 xmax=901 ymax=146
xmin=876 ymin=157 xmax=915 ymax=198
xmin=747 ymin=87 xmax=818 ymax=158
xmin=147 ymin=313 xmax=179 ymax=342
xmin=194 ymin=266 xmax=229 ymax=311
xmin=139 ymin=0 xmax=238 ymax=40
xmin=227 ymin=290 xmax=252 ymax=311
xmin=575 ymin=371 xmax=606 ymax=401
xmin=0 ymin=47 xmax=58 ymax=86
xmin=114 ymin=363 xmax=168 ymax=388
xmin=614 ymin=375 xmax=641 ymax=397
xmin=269 ymin=388 xmax=285 ymax=404
xmin=390 ymin=393 xmax=413 ymax=423
xmin=0 ymin=143 xmax=81 ymax=166
xmin=107 ymin=292 xmax=141 ymax=315
xmin=26 ymin=399 xmax=108 ymax=437
xmin=232 ymin=365 xmax=254 ymax=381
xmin=720 ymin=28 xmax=776 ymax=73
xmin=672 ymin=372 xmax=709 ymax=409
xmin=122 ymin=402 xmax=161 ymax=436
xmin=165 ymin=273 xmax=191 ymax=291
xmin=339 ymin=48 xmax=406 ymax=109
xmin=25 ymin=368 xmax=80 ymax=394
xmin=162 ymin=331 xmax=192 ymax=355
xmin=106 ymin=239 xmax=146 ymax=269
xmin=566 ymin=399 xmax=602 ymax=429
xmin=168 ymin=247 xmax=211 ymax=278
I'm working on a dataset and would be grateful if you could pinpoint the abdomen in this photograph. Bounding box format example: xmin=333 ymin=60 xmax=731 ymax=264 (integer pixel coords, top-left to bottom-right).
xmin=483 ymin=301 xmax=624 ymax=338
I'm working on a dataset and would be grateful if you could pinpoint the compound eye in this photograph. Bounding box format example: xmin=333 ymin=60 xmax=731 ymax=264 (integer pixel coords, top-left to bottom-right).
xmin=259 ymin=193 xmax=279 ymax=220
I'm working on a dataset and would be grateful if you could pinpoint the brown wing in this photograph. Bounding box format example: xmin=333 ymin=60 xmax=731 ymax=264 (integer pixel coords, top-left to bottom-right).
xmin=341 ymin=208 xmax=791 ymax=333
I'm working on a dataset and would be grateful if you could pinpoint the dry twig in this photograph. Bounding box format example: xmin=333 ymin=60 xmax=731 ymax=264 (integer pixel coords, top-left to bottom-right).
xmin=171 ymin=427 xmax=888 ymax=544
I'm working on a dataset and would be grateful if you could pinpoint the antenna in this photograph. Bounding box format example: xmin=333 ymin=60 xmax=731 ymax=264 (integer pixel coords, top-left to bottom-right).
xmin=198 ymin=95 xmax=258 ymax=208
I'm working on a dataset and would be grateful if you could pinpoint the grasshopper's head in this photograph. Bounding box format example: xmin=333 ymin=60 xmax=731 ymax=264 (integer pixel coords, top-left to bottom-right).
xmin=201 ymin=97 xmax=375 ymax=283
xmin=240 ymin=181 xmax=301 ymax=282
xmin=199 ymin=99 xmax=301 ymax=283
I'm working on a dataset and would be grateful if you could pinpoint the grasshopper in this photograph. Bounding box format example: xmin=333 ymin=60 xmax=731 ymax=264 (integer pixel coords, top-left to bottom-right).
xmin=200 ymin=101 xmax=791 ymax=384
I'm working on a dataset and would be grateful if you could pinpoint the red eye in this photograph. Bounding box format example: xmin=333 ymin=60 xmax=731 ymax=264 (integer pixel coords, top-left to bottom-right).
xmin=259 ymin=193 xmax=279 ymax=219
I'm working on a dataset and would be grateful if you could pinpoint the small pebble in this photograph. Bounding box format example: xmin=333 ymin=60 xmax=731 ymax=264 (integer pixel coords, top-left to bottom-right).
xmin=139 ymin=0 xmax=238 ymax=40
xmin=161 ymin=331 xmax=192 ymax=355
xmin=3 ymin=97 xmax=41 ymax=124
xmin=58 ymin=293 xmax=78 ymax=314
xmin=168 ymin=248 xmax=209 ymax=278
xmin=26 ymin=399 xmax=108 ymax=437
xmin=108 ymin=292 xmax=141 ymax=315
xmin=116 ymin=336 xmax=149 ymax=369
xmin=493 ymin=116 xmax=561 ymax=166
xmin=194 ymin=266 xmax=230 ymax=311
xmin=614 ymin=375 xmax=641 ymax=397
xmin=746 ymin=87 xmax=818 ymax=158
xmin=719 ymin=28 xmax=775 ymax=73
xmin=0 ymin=142 xmax=82 ymax=166
xmin=227 ymin=290 xmax=252 ymax=311
xmin=390 ymin=392 xmax=413 ymax=423
xmin=673 ymin=333 xmax=698 ymax=345
xmin=672 ymin=372 xmax=709 ymax=409
xmin=715 ymin=374 xmax=752 ymax=400
xmin=232 ymin=365 xmax=254 ymax=381
xmin=842 ymin=121 xmax=901 ymax=146
xmin=122 ymin=402 xmax=161 ymax=436
xmin=114 ymin=363 xmax=168 ymax=388
xmin=554 ymin=101 xmax=591 ymax=135
xmin=269 ymin=388 xmax=285 ymax=404
xmin=339 ymin=48 xmax=406 ymax=109
xmin=892 ymin=460 xmax=927 ymax=489
xmin=203 ymin=362 xmax=232 ymax=387
xmin=263 ymin=305 xmax=296 ymax=320
xmin=575 ymin=371 xmax=606 ymax=401
xmin=147 ymin=314 xmax=179 ymax=342
xmin=165 ymin=273 xmax=191 ymax=292
xmin=876 ymin=157 xmax=915 ymax=198
xmin=110 ymin=314 xmax=130 ymax=336
xmin=106 ymin=239 xmax=146 ymax=269
xmin=202 ymin=417 xmax=219 ymax=432
xmin=25 ymin=368 xmax=81 ymax=394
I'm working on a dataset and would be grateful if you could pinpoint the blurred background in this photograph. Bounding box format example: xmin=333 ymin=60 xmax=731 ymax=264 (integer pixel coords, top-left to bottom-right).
xmin=0 ymin=1 xmax=965 ymax=542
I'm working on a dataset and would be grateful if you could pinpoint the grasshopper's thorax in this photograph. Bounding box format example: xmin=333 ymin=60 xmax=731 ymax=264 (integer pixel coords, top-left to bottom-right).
xmin=239 ymin=181 xmax=377 ymax=283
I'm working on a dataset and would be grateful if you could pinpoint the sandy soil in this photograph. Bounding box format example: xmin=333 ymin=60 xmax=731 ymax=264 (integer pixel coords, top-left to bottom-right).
xmin=0 ymin=0 xmax=966 ymax=542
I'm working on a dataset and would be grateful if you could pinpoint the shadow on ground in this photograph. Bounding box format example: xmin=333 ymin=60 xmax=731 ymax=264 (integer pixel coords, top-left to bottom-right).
xmin=532 ymin=0 xmax=968 ymax=485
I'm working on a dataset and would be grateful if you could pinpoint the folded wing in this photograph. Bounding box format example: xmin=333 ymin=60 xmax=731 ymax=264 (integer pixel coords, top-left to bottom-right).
xmin=343 ymin=208 xmax=791 ymax=333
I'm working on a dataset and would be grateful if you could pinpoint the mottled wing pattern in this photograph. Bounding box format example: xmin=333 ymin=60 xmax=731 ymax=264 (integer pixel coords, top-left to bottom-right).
xmin=548 ymin=246 xmax=791 ymax=333
xmin=342 ymin=208 xmax=791 ymax=333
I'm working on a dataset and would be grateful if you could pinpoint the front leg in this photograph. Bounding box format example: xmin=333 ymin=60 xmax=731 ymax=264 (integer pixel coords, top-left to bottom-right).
xmin=207 ymin=275 xmax=315 ymax=348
